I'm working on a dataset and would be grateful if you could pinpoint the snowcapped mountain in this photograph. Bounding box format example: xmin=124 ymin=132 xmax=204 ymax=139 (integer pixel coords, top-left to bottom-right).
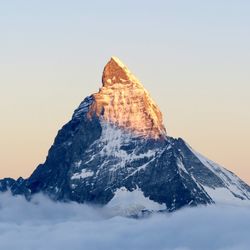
xmin=1 ymin=57 xmax=250 ymax=215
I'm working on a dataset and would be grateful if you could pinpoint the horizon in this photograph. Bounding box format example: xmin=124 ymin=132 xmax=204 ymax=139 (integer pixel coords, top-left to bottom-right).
xmin=0 ymin=0 xmax=249 ymax=184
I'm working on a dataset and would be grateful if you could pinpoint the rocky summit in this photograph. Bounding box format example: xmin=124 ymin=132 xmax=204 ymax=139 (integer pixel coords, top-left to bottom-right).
xmin=88 ymin=56 xmax=166 ymax=139
xmin=1 ymin=57 xmax=250 ymax=216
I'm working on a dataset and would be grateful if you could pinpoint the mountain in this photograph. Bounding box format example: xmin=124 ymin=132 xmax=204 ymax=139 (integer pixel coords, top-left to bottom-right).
xmin=1 ymin=57 xmax=250 ymax=215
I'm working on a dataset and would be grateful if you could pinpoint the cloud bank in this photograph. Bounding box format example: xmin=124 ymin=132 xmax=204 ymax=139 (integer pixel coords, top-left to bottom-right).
xmin=0 ymin=192 xmax=250 ymax=250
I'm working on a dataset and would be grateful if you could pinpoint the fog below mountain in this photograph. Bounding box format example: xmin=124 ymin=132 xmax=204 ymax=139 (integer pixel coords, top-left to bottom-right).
xmin=0 ymin=192 xmax=250 ymax=250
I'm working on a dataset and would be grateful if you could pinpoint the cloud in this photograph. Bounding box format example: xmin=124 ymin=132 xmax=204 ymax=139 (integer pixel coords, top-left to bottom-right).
xmin=0 ymin=192 xmax=250 ymax=250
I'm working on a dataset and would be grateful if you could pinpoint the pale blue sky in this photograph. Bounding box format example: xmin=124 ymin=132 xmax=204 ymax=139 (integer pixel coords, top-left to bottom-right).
xmin=0 ymin=0 xmax=250 ymax=182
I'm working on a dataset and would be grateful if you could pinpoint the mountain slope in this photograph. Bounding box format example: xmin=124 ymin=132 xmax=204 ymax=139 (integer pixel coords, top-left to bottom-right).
xmin=1 ymin=57 xmax=249 ymax=215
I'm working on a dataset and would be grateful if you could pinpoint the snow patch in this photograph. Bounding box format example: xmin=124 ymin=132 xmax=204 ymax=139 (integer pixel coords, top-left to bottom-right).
xmin=95 ymin=121 xmax=157 ymax=172
xmin=176 ymin=158 xmax=189 ymax=175
xmin=106 ymin=187 xmax=166 ymax=216
xmin=185 ymin=142 xmax=250 ymax=202
xmin=72 ymin=96 xmax=93 ymax=119
xmin=71 ymin=169 xmax=94 ymax=180
xmin=74 ymin=160 xmax=82 ymax=168
xmin=203 ymin=186 xmax=250 ymax=205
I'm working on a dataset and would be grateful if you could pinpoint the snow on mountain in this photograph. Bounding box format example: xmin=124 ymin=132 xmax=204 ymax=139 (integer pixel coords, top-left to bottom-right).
xmin=0 ymin=56 xmax=249 ymax=216
xmin=106 ymin=186 xmax=166 ymax=217
xmin=186 ymin=143 xmax=250 ymax=203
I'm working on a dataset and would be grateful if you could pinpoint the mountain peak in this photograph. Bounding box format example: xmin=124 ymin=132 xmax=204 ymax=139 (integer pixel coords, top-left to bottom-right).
xmin=102 ymin=56 xmax=140 ymax=87
xmin=1 ymin=57 xmax=250 ymax=215
xmin=88 ymin=57 xmax=167 ymax=139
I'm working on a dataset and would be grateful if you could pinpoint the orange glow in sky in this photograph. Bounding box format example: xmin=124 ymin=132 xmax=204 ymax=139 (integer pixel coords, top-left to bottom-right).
xmin=0 ymin=1 xmax=249 ymax=183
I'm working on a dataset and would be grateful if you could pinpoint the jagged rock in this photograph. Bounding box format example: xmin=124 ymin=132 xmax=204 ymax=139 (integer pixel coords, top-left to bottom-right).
xmin=88 ymin=56 xmax=166 ymax=139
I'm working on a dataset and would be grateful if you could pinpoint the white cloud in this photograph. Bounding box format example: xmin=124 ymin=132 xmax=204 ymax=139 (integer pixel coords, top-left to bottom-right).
xmin=0 ymin=192 xmax=250 ymax=250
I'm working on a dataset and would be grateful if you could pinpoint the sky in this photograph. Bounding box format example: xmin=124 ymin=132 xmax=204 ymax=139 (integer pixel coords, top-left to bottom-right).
xmin=0 ymin=192 xmax=250 ymax=250
xmin=0 ymin=0 xmax=249 ymax=183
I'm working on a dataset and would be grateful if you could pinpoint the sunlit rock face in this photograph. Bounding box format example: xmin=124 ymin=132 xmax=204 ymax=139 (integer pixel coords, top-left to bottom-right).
xmin=88 ymin=57 xmax=166 ymax=139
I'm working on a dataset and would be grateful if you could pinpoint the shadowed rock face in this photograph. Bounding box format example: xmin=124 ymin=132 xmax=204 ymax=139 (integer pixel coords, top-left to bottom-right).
xmin=1 ymin=57 xmax=250 ymax=215
xmin=88 ymin=57 xmax=166 ymax=139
